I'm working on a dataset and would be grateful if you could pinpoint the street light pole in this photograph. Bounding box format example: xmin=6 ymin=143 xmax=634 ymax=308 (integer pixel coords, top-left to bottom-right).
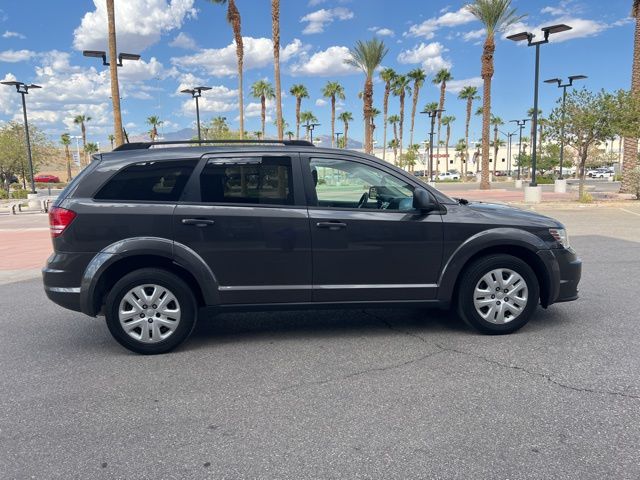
xmin=544 ymin=75 xmax=587 ymax=178
xmin=510 ymin=119 xmax=529 ymax=180
xmin=180 ymin=87 xmax=212 ymax=141
xmin=508 ymin=24 xmax=572 ymax=187
xmin=335 ymin=132 xmax=343 ymax=147
xmin=1 ymin=81 xmax=42 ymax=194
xmin=500 ymin=130 xmax=517 ymax=176
xmin=421 ymin=108 xmax=445 ymax=182
xmin=305 ymin=122 xmax=320 ymax=143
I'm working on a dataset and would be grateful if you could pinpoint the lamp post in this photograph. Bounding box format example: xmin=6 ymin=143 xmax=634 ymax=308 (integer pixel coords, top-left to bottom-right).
xmin=544 ymin=75 xmax=587 ymax=178
xmin=420 ymin=108 xmax=445 ymax=182
xmin=335 ymin=132 xmax=343 ymax=148
xmin=507 ymin=24 xmax=572 ymax=187
xmin=510 ymin=119 xmax=529 ymax=180
xmin=500 ymin=130 xmax=517 ymax=176
xmin=305 ymin=122 xmax=320 ymax=143
xmin=180 ymin=87 xmax=212 ymax=141
xmin=1 ymin=81 xmax=42 ymax=193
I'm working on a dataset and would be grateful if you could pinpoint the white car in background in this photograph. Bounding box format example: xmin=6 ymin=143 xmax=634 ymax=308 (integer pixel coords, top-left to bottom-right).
xmin=588 ymin=168 xmax=614 ymax=179
xmin=437 ymin=171 xmax=461 ymax=181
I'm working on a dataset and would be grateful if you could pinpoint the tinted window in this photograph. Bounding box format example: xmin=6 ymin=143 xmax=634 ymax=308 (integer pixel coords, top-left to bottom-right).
xmin=95 ymin=160 xmax=197 ymax=202
xmin=200 ymin=157 xmax=293 ymax=205
xmin=309 ymin=158 xmax=414 ymax=211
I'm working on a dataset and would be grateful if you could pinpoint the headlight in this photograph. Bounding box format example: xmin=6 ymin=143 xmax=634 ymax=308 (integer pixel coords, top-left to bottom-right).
xmin=549 ymin=228 xmax=570 ymax=248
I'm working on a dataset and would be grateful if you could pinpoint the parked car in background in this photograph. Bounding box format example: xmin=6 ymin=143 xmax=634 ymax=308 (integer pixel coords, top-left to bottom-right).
xmin=34 ymin=174 xmax=60 ymax=183
xmin=587 ymin=168 xmax=613 ymax=179
xmin=437 ymin=171 xmax=461 ymax=181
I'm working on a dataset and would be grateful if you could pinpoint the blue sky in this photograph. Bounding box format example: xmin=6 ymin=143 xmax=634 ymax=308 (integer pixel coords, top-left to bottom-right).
xmin=0 ymin=0 xmax=635 ymax=148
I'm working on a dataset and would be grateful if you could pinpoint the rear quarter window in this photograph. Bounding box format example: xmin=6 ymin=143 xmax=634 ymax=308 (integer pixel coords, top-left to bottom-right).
xmin=94 ymin=160 xmax=197 ymax=202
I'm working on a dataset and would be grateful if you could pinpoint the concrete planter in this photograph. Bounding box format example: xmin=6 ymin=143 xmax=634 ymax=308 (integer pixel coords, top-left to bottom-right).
xmin=524 ymin=186 xmax=542 ymax=203
xmin=554 ymin=179 xmax=567 ymax=193
xmin=515 ymin=179 xmax=523 ymax=188
xmin=27 ymin=193 xmax=40 ymax=210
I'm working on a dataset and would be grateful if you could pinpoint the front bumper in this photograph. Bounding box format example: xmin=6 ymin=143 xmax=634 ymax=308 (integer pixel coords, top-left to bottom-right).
xmin=537 ymin=247 xmax=582 ymax=305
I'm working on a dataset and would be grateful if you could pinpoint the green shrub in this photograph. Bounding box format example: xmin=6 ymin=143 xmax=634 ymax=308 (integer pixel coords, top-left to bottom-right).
xmin=0 ymin=189 xmax=8 ymax=200
xmin=579 ymin=191 xmax=593 ymax=203
xmin=11 ymin=188 xmax=28 ymax=199
xmin=534 ymin=176 xmax=555 ymax=185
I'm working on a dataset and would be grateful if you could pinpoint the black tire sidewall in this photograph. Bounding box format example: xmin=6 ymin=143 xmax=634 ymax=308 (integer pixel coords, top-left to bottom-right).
xmin=458 ymin=254 xmax=540 ymax=334
xmin=105 ymin=268 xmax=197 ymax=354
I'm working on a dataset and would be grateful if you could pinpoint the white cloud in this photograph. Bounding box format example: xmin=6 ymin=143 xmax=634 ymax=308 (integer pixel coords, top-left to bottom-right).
xmin=541 ymin=6 xmax=567 ymax=16
xmin=368 ymin=27 xmax=395 ymax=37
xmin=503 ymin=18 xmax=610 ymax=43
xmin=315 ymin=98 xmax=327 ymax=107
xmin=289 ymin=45 xmax=359 ymax=77
xmin=300 ymin=7 xmax=354 ymax=34
xmin=172 ymin=37 xmax=305 ymax=77
xmin=0 ymin=73 xmax=19 ymax=115
xmin=169 ymin=32 xmax=197 ymax=49
xmin=73 ymin=0 xmax=197 ymax=52
xmin=405 ymin=7 xmax=475 ymax=39
xmin=445 ymin=77 xmax=483 ymax=94
xmin=0 ymin=49 xmax=35 ymax=62
xmin=397 ymin=42 xmax=451 ymax=74
xmin=462 ymin=28 xmax=485 ymax=42
xmin=2 ymin=31 xmax=25 ymax=39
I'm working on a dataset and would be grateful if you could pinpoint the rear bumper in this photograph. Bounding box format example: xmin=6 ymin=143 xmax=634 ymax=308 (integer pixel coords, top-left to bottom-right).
xmin=537 ymin=247 xmax=582 ymax=305
xmin=42 ymin=252 xmax=93 ymax=314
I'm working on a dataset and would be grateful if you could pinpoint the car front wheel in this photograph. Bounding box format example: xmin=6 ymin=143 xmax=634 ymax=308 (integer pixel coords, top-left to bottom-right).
xmin=457 ymin=254 xmax=540 ymax=334
xmin=105 ymin=268 xmax=197 ymax=354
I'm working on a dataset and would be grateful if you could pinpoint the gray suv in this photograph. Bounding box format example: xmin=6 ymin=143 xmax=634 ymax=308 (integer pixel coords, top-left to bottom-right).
xmin=43 ymin=140 xmax=581 ymax=354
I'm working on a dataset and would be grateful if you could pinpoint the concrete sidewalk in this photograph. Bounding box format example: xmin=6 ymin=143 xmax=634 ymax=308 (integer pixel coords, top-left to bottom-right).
xmin=0 ymin=214 xmax=51 ymax=285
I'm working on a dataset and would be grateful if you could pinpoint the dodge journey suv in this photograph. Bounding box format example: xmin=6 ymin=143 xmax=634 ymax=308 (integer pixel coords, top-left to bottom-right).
xmin=43 ymin=140 xmax=581 ymax=354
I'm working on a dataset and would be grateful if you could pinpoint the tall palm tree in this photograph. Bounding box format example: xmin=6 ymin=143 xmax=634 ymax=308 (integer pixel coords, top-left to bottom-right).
xmin=370 ymin=107 xmax=381 ymax=143
xmin=73 ymin=115 xmax=91 ymax=166
xmin=251 ymin=80 xmax=275 ymax=138
xmin=388 ymin=138 xmax=399 ymax=164
xmin=322 ymin=81 xmax=346 ymax=147
xmin=300 ymin=111 xmax=318 ymax=141
xmin=84 ymin=142 xmax=99 ymax=158
xmin=108 ymin=134 xmax=115 ymax=150
xmin=387 ymin=114 xmax=400 ymax=164
xmin=491 ymin=115 xmax=504 ymax=174
xmin=392 ymin=74 xmax=412 ymax=157
xmin=408 ymin=68 xmax=427 ymax=148
xmin=289 ymin=84 xmax=309 ymax=140
xmin=467 ymin=0 xmax=524 ymax=189
xmin=285 ymin=130 xmax=294 ymax=140
xmin=441 ymin=116 xmax=455 ymax=161
xmin=380 ymin=68 xmax=396 ymax=160
xmin=60 ymin=133 xmax=72 ymax=182
xmin=458 ymin=86 xmax=480 ymax=178
xmin=106 ymin=0 xmax=124 ymax=148
xmin=433 ymin=69 xmax=453 ymax=162
xmin=622 ymin=0 xmax=640 ymax=193
xmin=271 ymin=0 xmax=283 ymax=140
xmin=345 ymin=38 xmax=389 ymax=153
xmin=338 ymin=111 xmax=353 ymax=148
xmin=210 ymin=0 xmax=245 ymax=138
xmin=146 ymin=115 xmax=163 ymax=142
xmin=423 ymin=102 xmax=439 ymax=173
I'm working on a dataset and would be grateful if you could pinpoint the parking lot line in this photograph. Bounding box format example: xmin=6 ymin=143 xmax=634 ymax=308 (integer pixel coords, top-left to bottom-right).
xmin=619 ymin=208 xmax=640 ymax=217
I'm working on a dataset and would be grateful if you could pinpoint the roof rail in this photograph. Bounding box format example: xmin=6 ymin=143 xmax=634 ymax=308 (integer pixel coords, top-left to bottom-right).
xmin=112 ymin=139 xmax=315 ymax=152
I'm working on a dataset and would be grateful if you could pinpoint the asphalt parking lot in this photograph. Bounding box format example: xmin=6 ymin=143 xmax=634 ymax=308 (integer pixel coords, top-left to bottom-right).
xmin=1 ymin=204 xmax=639 ymax=479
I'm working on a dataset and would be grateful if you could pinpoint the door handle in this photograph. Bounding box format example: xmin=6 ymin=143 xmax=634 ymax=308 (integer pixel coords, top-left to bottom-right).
xmin=316 ymin=221 xmax=347 ymax=230
xmin=182 ymin=218 xmax=216 ymax=227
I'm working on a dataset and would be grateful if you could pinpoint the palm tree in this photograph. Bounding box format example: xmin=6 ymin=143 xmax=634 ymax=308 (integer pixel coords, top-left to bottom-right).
xmin=392 ymin=74 xmax=412 ymax=157
xmin=322 ymin=81 xmax=346 ymax=147
xmin=338 ymin=111 xmax=353 ymax=148
xmin=254 ymin=131 xmax=263 ymax=140
xmin=408 ymin=68 xmax=427 ymax=148
xmin=300 ymin=111 xmax=318 ymax=141
xmin=251 ymin=80 xmax=275 ymax=138
xmin=423 ymin=102 xmax=439 ymax=173
xmin=60 ymin=133 xmax=72 ymax=182
xmin=289 ymin=84 xmax=309 ymax=140
xmin=467 ymin=0 xmax=524 ymax=189
xmin=380 ymin=68 xmax=396 ymax=161
xmin=388 ymin=139 xmax=399 ymax=164
xmin=622 ymin=0 xmax=640 ymax=193
xmin=84 ymin=142 xmax=99 ymax=158
xmin=285 ymin=130 xmax=294 ymax=140
xmin=433 ymin=69 xmax=453 ymax=162
xmin=441 ymin=116 xmax=455 ymax=161
xmin=370 ymin=107 xmax=381 ymax=143
xmin=146 ymin=115 xmax=163 ymax=142
xmin=387 ymin=114 xmax=400 ymax=164
xmin=271 ymin=0 xmax=283 ymax=140
xmin=209 ymin=0 xmax=245 ymax=138
xmin=345 ymin=38 xmax=389 ymax=153
xmin=106 ymin=0 xmax=124 ymax=148
xmin=491 ymin=115 xmax=504 ymax=174
xmin=458 ymin=86 xmax=480 ymax=178
xmin=108 ymin=134 xmax=115 ymax=150
xmin=73 ymin=115 xmax=91 ymax=166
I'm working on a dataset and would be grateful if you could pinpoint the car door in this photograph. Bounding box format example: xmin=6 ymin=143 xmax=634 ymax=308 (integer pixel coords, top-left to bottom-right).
xmin=173 ymin=152 xmax=312 ymax=305
xmin=302 ymin=154 xmax=444 ymax=303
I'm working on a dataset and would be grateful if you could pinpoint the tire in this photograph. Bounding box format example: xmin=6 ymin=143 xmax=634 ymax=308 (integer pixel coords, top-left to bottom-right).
xmin=456 ymin=254 xmax=540 ymax=335
xmin=105 ymin=268 xmax=197 ymax=354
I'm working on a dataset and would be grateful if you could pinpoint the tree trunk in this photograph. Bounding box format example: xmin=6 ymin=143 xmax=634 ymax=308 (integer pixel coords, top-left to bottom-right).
xmin=261 ymin=95 xmax=266 ymax=137
xmin=65 ymin=145 xmax=72 ymax=182
xmin=399 ymin=93 xmax=405 ymax=157
xmin=344 ymin=121 xmax=349 ymax=149
xmin=81 ymin=123 xmax=87 ymax=167
xmin=106 ymin=0 xmax=124 ymax=148
xmin=229 ymin=0 xmax=244 ymax=139
xmin=437 ymin=81 xmax=446 ymax=173
xmin=445 ymin=125 xmax=450 ymax=161
xmin=382 ymin=84 xmax=390 ymax=160
xmin=465 ymin=98 xmax=472 ymax=180
xmin=363 ymin=78 xmax=373 ymax=153
xmin=331 ymin=95 xmax=336 ymax=147
xmin=409 ymin=84 xmax=420 ymax=148
xmin=493 ymin=125 xmax=498 ymax=175
xmin=578 ymin=145 xmax=588 ymax=199
xmin=295 ymin=98 xmax=301 ymax=140
xmin=271 ymin=0 xmax=283 ymax=140
xmin=480 ymin=35 xmax=495 ymax=190
xmin=622 ymin=7 xmax=640 ymax=192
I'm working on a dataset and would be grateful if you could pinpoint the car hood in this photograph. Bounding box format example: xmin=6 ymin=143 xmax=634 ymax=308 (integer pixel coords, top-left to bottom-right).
xmin=463 ymin=201 xmax=562 ymax=228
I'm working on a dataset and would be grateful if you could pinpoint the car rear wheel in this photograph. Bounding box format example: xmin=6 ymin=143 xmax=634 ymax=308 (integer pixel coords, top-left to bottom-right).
xmin=457 ymin=254 xmax=540 ymax=334
xmin=105 ymin=268 xmax=197 ymax=354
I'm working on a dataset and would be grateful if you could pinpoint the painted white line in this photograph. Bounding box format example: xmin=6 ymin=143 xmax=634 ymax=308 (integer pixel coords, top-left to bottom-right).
xmin=619 ymin=208 xmax=640 ymax=217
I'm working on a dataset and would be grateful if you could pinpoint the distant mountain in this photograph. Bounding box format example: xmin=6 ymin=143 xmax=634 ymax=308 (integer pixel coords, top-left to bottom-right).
xmin=309 ymin=134 xmax=363 ymax=149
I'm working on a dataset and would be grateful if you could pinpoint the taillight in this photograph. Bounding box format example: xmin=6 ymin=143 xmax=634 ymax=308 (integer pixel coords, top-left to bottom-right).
xmin=49 ymin=207 xmax=77 ymax=238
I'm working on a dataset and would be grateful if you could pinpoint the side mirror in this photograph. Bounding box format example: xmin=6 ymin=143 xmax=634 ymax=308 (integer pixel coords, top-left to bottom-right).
xmin=413 ymin=188 xmax=437 ymax=213
xmin=368 ymin=186 xmax=378 ymax=200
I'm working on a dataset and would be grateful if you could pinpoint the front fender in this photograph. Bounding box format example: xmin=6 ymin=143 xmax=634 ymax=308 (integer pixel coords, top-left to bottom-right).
xmin=437 ymin=228 xmax=549 ymax=303
xmin=79 ymin=237 xmax=219 ymax=316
